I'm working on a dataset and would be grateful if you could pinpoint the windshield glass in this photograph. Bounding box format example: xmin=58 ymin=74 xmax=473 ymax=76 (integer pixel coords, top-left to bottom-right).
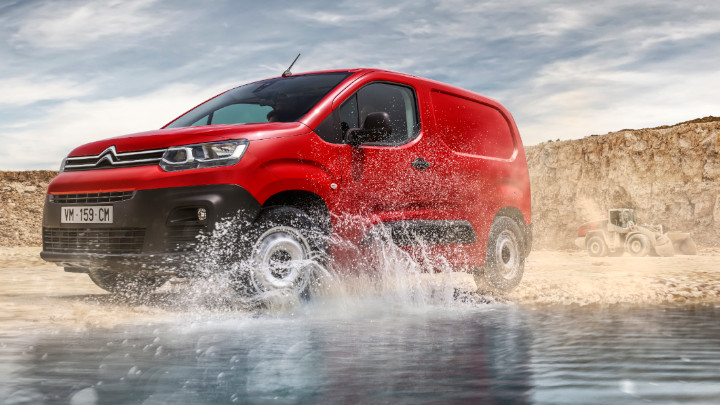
xmin=165 ymin=72 xmax=352 ymax=128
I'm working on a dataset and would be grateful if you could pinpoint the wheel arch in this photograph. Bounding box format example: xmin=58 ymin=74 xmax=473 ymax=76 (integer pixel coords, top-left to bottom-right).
xmin=261 ymin=190 xmax=331 ymax=234
xmin=585 ymin=230 xmax=610 ymax=246
xmin=494 ymin=206 xmax=532 ymax=257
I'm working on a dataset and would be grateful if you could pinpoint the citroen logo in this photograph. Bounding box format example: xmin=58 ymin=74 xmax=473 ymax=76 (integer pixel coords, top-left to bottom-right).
xmin=63 ymin=144 xmax=166 ymax=171
xmin=96 ymin=146 xmax=120 ymax=165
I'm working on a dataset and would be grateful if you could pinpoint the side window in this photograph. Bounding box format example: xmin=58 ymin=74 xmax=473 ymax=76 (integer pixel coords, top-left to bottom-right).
xmin=357 ymin=83 xmax=419 ymax=145
xmin=313 ymin=82 xmax=420 ymax=145
xmin=338 ymin=95 xmax=359 ymax=138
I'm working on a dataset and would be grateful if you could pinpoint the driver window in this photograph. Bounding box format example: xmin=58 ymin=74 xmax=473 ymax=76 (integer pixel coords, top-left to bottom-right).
xmin=356 ymin=83 xmax=419 ymax=145
xmin=338 ymin=95 xmax=359 ymax=138
xmin=314 ymin=82 xmax=420 ymax=145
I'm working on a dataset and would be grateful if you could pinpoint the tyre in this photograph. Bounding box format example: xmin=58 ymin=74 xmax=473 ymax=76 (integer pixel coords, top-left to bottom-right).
xmin=237 ymin=206 xmax=327 ymax=299
xmin=586 ymin=236 xmax=608 ymax=257
xmin=626 ymin=233 xmax=651 ymax=257
xmin=482 ymin=216 xmax=525 ymax=293
xmin=87 ymin=269 xmax=168 ymax=297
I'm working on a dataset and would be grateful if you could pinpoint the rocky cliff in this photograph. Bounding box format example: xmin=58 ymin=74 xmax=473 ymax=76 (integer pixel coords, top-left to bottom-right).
xmin=1 ymin=117 xmax=719 ymax=248
xmin=0 ymin=171 xmax=56 ymax=246
xmin=526 ymin=117 xmax=720 ymax=249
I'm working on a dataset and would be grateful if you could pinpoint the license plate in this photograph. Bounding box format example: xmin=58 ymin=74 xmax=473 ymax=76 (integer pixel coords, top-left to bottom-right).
xmin=61 ymin=206 xmax=113 ymax=224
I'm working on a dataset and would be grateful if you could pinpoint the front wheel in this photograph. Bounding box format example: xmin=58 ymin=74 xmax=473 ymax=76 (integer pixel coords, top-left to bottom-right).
xmin=626 ymin=233 xmax=651 ymax=257
xmin=236 ymin=206 xmax=327 ymax=300
xmin=481 ymin=216 xmax=526 ymax=293
xmin=87 ymin=269 xmax=168 ymax=297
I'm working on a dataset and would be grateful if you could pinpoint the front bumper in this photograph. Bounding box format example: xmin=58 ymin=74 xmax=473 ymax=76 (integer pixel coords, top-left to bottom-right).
xmin=40 ymin=184 xmax=261 ymax=273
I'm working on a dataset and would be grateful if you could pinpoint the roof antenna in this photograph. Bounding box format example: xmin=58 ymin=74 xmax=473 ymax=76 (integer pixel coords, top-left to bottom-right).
xmin=282 ymin=53 xmax=301 ymax=77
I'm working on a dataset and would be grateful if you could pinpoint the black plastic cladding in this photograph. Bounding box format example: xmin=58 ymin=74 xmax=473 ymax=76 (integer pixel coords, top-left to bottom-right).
xmin=40 ymin=184 xmax=262 ymax=271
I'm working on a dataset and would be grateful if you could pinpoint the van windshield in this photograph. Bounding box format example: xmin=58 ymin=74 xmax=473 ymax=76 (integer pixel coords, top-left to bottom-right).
xmin=165 ymin=72 xmax=352 ymax=128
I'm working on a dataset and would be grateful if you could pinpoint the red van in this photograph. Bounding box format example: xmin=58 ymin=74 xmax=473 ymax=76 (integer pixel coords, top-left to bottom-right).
xmin=41 ymin=69 xmax=532 ymax=297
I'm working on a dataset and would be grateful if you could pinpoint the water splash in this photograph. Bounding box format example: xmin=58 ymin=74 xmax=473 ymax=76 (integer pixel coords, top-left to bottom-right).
xmin=173 ymin=213 xmax=493 ymax=312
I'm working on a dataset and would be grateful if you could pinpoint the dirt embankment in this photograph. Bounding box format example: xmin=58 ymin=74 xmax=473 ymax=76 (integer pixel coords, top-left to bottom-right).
xmin=1 ymin=117 xmax=719 ymax=249
xmin=0 ymin=171 xmax=56 ymax=246
xmin=526 ymin=117 xmax=720 ymax=249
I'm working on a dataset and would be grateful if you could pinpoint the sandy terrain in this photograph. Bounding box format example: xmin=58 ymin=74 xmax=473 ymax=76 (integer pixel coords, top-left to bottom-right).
xmin=2 ymin=247 xmax=718 ymax=334
xmin=510 ymin=248 xmax=720 ymax=306
xmin=0 ymin=247 xmax=182 ymax=332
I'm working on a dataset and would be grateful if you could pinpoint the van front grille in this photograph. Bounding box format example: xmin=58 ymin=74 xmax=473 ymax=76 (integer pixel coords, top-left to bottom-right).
xmin=63 ymin=146 xmax=165 ymax=172
xmin=49 ymin=191 xmax=135 ymax=204
xmin=43 ymin=228 xmax=145 ymax=254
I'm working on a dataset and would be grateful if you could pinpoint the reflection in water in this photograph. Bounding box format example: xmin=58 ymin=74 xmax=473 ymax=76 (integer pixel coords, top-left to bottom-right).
xmin=2 ymin=304 xmax=720 ymax=404
xmin=528 ymin=306 xmax=720 ymax=404
xmin=3 ymin=304 xmax=532 ymax=404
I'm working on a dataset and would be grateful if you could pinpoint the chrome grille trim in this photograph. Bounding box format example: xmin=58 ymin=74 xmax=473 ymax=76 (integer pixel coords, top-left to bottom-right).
xmin=64 ymin=145 xmax=166 ymax=172
xmin=49 ymin=191 xmax=135 ymax=204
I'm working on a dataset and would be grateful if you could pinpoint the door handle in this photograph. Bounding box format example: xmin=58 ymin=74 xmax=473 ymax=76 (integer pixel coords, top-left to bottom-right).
xmin=411 ymin=157 xmax=431 ymax=171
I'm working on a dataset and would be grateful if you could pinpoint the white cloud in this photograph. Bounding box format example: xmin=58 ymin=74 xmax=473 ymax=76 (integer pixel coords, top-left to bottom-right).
xmin=1 ymin=82 xmax=233 ymax=169
xmin=0 ymin=76 xmax=93 ymax=106
xmin=2 ymin=0 xmax=720 ymax=169
xmin=504 ymin=55 xmax=720 ymax=144
xmin=429 ymin=1 xmax=596 ymax=40
xmin=637 ymin=20 xmax=720 ymax=48
xmin=291 ymin=4 xmax=403 ymax=26
xmin=534 ymin=7 xmax=589 ymax=37
xmin=11 ymin=0 xmax=167 ymax=49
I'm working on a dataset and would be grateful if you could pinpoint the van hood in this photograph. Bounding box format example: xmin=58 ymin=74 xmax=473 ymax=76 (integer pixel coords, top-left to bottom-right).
xmin=68 ymin=122 xmax=312 ymax=156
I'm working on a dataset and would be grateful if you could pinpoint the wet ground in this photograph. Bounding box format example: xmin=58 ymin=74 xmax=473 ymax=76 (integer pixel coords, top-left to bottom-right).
xmin=1 ymin=248 xmax=720 ymax=404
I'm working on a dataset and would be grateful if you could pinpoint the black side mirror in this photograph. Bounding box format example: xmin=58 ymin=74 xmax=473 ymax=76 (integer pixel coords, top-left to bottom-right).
xmin=347 ymin=112 xmax=393 ymax=147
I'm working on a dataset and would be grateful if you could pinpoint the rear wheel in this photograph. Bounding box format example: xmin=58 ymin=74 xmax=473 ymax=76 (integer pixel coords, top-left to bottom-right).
xmin=235 ymin=206 xmax=327 ymax=300
xmin=482 ymin=216 xmax=525 ymax=293
xmin=626 ymin=234 xmax=651 ymax=257
xmin=586 ymin=236 xmax=608 ymax=257
xmin=87 ymin=269 xmax=168 ymax=297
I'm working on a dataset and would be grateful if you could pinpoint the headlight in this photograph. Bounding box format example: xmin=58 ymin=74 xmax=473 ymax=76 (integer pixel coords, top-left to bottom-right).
xmin=159 ymin=140 xmax=248 ymax=172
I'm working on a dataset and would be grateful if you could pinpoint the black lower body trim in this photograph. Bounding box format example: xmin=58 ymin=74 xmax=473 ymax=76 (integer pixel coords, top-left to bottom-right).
xmin=379 ymin=220 xmax=477 ymax=246
xmin=41 ymin=184 xmax=262 ymax=272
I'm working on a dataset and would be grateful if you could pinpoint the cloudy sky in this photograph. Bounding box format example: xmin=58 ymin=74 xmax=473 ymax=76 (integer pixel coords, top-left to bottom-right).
xmin=1 ymin=0 xmax=719 ymax=170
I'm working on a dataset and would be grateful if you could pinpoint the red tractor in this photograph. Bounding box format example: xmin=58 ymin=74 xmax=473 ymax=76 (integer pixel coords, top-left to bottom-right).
xmin=575 ymin=208 xmax=697 ymax=257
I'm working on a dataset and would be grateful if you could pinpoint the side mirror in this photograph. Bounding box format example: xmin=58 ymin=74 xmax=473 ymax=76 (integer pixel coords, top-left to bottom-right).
xmin=347 ymin=112 xmax=393 ymax=147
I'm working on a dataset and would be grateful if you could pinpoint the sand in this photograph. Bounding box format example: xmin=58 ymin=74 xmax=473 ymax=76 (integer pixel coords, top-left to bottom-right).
xmin=1 ymin=247 xmax=719 ymax=333
xmin=510 ymin=248 xmax=720 ymax=306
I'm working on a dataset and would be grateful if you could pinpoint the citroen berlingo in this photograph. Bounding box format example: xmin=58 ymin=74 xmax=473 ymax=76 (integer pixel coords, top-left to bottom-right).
xmin=41 ymin=69 xmax=532 ymax=297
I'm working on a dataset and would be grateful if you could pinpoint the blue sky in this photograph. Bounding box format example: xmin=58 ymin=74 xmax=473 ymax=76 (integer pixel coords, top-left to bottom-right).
xmin=1 ymin=0 xmax=719 ymax=170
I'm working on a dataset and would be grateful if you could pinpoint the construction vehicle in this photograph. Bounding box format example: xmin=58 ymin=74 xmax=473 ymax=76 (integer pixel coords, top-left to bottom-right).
xmin=575 ymin=208 xmax=697 ymax=257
